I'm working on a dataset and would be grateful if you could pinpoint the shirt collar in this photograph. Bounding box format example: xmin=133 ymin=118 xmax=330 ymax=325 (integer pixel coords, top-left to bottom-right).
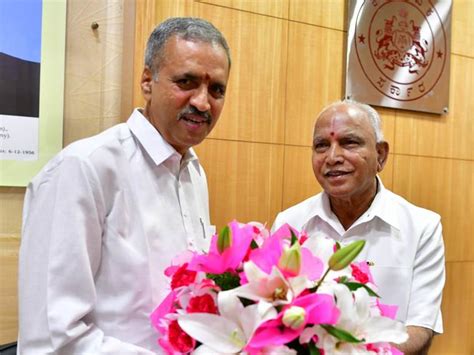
xmin=364 ymin=176 xmax=401 ymax=230
xmin=127 ymin=109 xmax=199 ymax=168
xmin=303 ymin=176 xmax=400 ymax=232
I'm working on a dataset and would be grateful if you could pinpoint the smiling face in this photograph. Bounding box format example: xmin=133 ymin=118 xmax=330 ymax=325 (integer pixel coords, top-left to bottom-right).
xmin=312 ymin=103 xmax=388 ymax=205
xmin=141 ymin=36 xmax=230 ymax=155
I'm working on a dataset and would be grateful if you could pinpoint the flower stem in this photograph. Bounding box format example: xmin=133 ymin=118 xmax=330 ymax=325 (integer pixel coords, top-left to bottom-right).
xmin=311 ymin=267 xmax=330 ymax=293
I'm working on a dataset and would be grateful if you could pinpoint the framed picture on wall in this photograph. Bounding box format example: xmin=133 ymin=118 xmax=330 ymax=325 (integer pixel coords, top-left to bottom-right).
xmin=0 ymin=0 xmax=66 ymax=186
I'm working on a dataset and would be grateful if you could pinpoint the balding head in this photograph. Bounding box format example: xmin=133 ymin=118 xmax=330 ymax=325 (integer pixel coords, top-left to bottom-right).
xmin=315 ymin=100 xmax=384 ymax=143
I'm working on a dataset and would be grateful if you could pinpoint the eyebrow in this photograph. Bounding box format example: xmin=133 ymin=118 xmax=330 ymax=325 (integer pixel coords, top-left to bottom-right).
xmin=313 ymin=132 xmax=365 ymax=143
xmin=172 ymin=73 xmax=227 ymax=88
xmin=171 ymin=73 xmax=198 ymax=81
xmin=340 ymin=133 xmax=364 ymax=141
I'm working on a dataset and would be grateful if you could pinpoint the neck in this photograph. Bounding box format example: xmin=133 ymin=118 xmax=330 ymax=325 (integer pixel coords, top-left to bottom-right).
xmin=329 ymin=179 xmax=378 ymax=230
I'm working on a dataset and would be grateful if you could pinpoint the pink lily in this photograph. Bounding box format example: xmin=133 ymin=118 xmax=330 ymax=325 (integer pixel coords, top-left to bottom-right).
xmin=249 ymin=224 xmax=324 ymax=281
xmin=247 ymin=293 xmax=340 ymax=349
xmin=188 ymin=221 xmax=255 ymax=274
xmin=150 ymin=291 xmax=177 ymax=335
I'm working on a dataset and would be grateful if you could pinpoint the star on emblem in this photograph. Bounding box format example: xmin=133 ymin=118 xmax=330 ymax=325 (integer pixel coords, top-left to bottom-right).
xmin=358 ymin=34 xmax=365 ymax=44
xmin=437 ymin=50 xmax=443 ymax=58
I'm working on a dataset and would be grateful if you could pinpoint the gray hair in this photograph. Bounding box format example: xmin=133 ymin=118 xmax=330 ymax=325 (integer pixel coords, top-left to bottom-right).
xmin=144 ymin=17 xmax=231 ymax=75
xmin=318 ymin=99 xmax=384 ymax=142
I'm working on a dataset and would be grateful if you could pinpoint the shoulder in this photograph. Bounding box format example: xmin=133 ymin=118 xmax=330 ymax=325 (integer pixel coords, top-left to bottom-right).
xmin=382 ymin=188 xmax=441 ymax=230
xmin=30 ymin=123 xmax=133 ymax=189
xmin=63 ymin=123 xmax=132 ymax=160
xmin=273 ymin=193 xmax=323 ymax=230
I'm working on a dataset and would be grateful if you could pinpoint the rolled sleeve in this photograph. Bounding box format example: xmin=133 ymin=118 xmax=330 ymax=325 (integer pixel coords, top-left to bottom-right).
xmin=406 ymin=218 xmax=445 ymax=333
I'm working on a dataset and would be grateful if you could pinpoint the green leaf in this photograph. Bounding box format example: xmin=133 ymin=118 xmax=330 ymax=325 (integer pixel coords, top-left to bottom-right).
xmin=308 ymin=341 xmax=322 ymax=355
xmin=328 ymin=240 xmax=366 ymax=271
xmin=217 ymin=226 xmax=231 ymax=254
xmin=320 ymin=324 xmax=364 ymax=343
xmin=290 ymin=228 xmax=298 ymax=245
xmin=206 ymin=272 xmax=240 ymax=291
xmin=335 ymin=241 xmax=341 ymax=251
xmin=250 ymin=239 xmax=259 ymax=249
xmin=342 ymin=281 xmax=380 ymax=298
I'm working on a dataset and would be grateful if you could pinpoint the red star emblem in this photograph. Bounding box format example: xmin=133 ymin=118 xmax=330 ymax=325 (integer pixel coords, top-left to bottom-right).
xmin=437 ymin=50 xmax=443 ymax=58
xmin=358 ymin=34 xmax=366 ymax=44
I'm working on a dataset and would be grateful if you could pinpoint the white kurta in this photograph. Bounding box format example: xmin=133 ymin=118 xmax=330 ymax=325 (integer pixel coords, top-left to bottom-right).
xmin=273 ymin=178 xmax=445 ymax=334
xmin=18 ymin=109 xmax=214 ymax=354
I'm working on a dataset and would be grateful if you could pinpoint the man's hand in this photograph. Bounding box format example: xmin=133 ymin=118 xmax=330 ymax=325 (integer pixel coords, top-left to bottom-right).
xmin=395 ymin=326 xmax=434 ymax=355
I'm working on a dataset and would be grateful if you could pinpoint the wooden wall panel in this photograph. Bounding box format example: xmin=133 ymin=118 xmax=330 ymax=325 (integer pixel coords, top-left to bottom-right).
xmin=197 ymin=0 xmax=289 ymax=18
xmin=392 ymin=155 xmax=474 ymax=262
xmin=0 ymin=187 xmax=23 ymax=344
xmin=194 ymin=139 xmax=284 ymax=230
xmin=285 ymin=22 xmax=345 ymax=146
xmin=394 ymin=55 xmax=474 ymax=160
xmin=378 ymin=108 xmax=396 ymax=147
xmin=0 ymin=188 xmax=24 ymax=235
xmin=198 ymin=5 xmax=288 ymax=144
xmin=451 ymin=0 xmax=474 ymax=57
xmin=282 ymin=145 xmax=321 ymax=209
xmin=0 ymin=237 xmax=20 ymax=344
xmin=289 ymin=0 xmax=345 ymax=31
xmin=430 ymin=261 xmax=474 ymax=354
xmin=63 ymin=0 xmax=127 ymax=145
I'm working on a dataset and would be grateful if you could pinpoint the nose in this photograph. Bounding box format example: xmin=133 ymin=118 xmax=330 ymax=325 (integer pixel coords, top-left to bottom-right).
xmin=190 ymin=85 xmax=211 ymax=113
xmin=326 ymin=143 xmax=344 ymax=165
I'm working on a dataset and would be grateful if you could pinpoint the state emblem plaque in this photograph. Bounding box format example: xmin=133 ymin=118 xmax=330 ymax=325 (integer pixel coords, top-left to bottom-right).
xmin=345 ymin=0 xmax=452 ymax=114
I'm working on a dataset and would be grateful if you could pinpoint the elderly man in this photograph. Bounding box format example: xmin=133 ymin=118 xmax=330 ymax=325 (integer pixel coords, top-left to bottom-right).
xmin=18 ymin=17 xmax=230 ymax=354
xmin=273 ymin=100 xmax=445 ymax=354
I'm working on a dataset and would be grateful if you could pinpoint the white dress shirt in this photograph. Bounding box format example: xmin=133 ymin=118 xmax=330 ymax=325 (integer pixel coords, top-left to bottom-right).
xmin=273 ymin=178 xmax=445 ymax=333
xmin=18 ymin=109 xmax=214 ymax=354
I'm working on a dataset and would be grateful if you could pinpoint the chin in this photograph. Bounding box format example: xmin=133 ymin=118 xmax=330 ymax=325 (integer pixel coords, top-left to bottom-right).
xmin=322 ymin=183 xmax=354 ymax=198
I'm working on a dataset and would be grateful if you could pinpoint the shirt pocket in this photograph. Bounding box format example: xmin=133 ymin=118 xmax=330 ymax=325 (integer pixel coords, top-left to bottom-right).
xmin=194 ymin=219 xmax=215 ymax=252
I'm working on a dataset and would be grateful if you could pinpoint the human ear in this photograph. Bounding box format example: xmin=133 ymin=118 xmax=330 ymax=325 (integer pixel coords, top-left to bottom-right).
xmin=141 ymin=67 xmax=153 ymax=99
xmin=376 ymin=141 xmax=389 ymax=172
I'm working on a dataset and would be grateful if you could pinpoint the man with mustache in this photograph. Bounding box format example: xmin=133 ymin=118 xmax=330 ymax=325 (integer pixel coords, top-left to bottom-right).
xmin=18 ymin=17 xmax=230 ymax=354
xmin=273 ymin=100 xmax=445 ymax=354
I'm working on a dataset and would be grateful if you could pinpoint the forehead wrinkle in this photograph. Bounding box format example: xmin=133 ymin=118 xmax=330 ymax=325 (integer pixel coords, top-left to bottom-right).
xmin=314 ymin=104 xmax=375 ymax=138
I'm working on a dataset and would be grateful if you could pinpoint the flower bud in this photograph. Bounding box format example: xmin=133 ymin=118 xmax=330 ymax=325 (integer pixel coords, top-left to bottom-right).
xmin=282 ymin=306 xmax=306 ymax=329
xmin=217 ymin=226 xmax=232 ymax=254
xmin=328 ymin=240 xmax=365 ymax=271
xmin=278 ymin=242 xmax=301 ymax=275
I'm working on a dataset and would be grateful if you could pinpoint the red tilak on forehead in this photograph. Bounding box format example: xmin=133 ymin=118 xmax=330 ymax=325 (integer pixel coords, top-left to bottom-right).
xmin=330 ymin=132 xmax=335 ymax=136
xmin=330 ymin=116 xmax=338 ymax=133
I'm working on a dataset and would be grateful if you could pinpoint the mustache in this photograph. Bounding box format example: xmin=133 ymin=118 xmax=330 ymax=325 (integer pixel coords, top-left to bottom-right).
xmin=178 ymin=106 xmax=212 ymax=123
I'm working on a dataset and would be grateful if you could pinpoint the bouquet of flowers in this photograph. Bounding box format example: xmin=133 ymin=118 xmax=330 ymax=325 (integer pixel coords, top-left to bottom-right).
xmin=151 ymin=221 xmax=408 ymax=354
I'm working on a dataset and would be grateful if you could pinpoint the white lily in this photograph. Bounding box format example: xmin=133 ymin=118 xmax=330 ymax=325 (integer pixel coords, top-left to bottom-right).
xmin=227 ymin=261 xmax=311 ymax=306
xmin=302 ymin=284 xmax=408 ymax=354
xmin=178 ymin=289 xmax=277 ymax=354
